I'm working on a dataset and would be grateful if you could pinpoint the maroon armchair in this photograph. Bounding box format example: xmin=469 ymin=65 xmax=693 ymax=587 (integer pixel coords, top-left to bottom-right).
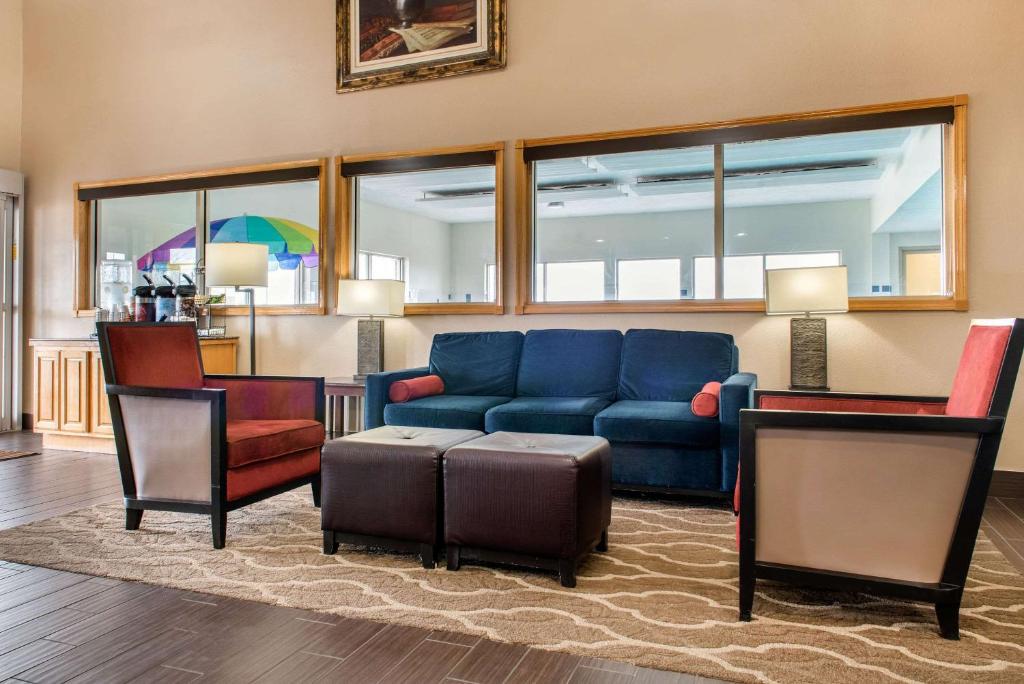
xmin=737 ymin=318 xmax=1024 ymax=638
xmin=97 ymin=322 xmax=325 ymax=548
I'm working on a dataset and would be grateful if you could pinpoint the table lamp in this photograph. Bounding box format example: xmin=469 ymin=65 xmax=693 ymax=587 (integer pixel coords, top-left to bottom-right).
xmin=765 ymin=265 xmax=848 ymax=390
xmin=205 ymin=242 xmax=268 ymax=375
xmin=337 ymin=279 xmax=405 ymax=378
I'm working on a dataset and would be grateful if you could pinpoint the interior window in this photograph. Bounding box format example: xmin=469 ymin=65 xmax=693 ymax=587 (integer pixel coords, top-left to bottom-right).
xmin=353 ymin=164 xmax=497 ymax=305
xmin=522 ymin=103 xmax=959 ymax=310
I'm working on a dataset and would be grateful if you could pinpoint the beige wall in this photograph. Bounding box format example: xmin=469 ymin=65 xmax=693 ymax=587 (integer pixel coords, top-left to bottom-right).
xmin=19 ymin=0 xmax=1024 ymax=469
xmin=0 ymin=0 xmax=22 ymax=171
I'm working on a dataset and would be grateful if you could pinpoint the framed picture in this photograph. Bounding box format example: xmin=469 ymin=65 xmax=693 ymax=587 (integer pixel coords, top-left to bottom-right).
xmin=337 ymin=0 xmax=506 ymax=93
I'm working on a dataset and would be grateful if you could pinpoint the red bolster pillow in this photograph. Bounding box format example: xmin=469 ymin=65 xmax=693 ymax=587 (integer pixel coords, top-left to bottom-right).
xmin=389 ymin=375 xmax=445 ymax=403
xmin=691 ymin=381 xmax=722 ymax=418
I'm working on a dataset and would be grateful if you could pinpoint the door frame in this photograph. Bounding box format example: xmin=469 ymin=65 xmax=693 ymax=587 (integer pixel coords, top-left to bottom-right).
xmin=0 ymin=169 xmax=25 ymax=432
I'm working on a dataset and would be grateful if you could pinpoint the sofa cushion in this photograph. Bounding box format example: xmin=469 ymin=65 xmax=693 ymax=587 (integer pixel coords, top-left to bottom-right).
xmin=484 ymin=397 xmax=610 ymax=435
xmin=384 ymin=395 xmax=511 ymax=431
xmin=516 ymin=329 xmax=623 ymax=400
xmin=619 ymin=329 xmax=737 ymax=402
xmin=226 ymin=419 xmax=326 ymax=469
xmin=429 ymin=331 xmax=524 ymax=396
xmin=227 ymin=446 xmax=321 ymax=502
xmin=594 ymin=400 xmax=719 ymax=447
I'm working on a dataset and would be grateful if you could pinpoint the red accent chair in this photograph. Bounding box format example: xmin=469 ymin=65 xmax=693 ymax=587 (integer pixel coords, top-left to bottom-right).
xmin=737 ymin=319 xmax=1024 ymax=639
xmin=97 ymin=322 xmax=326 ymax=549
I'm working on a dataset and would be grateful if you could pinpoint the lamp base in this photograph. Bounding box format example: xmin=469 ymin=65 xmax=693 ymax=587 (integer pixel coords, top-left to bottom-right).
xmin=356 ymin=318 xmax=384 ymax=378
xmin=790 ymin=317 xmax=828 ymax=391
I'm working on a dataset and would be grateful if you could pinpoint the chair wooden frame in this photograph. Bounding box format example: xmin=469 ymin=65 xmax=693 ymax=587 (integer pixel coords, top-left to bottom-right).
xmin=737 ymin=318 xmax=1024 ymax=639
xmin=96 ymin=322 xmax=326 ymax=549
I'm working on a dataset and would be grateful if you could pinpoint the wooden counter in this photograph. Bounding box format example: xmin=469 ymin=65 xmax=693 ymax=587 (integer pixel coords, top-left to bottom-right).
xmin=29 ymin=336 xmax=239 ymax=453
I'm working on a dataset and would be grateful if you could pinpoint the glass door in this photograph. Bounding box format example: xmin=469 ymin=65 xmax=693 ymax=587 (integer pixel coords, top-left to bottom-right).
xmin=0 ymin=195 xmax=15 ymax=431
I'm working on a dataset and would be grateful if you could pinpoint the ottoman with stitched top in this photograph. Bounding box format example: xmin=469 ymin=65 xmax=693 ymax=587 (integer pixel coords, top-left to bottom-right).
xmin=321 ymin=425 xmax=482 ymax=568
xmin=443 ymin=432 xmax=612 ymax=587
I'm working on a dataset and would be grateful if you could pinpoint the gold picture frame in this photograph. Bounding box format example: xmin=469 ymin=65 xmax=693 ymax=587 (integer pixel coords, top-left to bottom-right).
xmin=337 ymin=0 xmax=506 ymax=93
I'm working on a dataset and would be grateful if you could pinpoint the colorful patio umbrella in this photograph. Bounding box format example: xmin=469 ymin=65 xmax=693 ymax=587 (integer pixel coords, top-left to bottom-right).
xmin=136 ymin=215 xmax=319 ymax=272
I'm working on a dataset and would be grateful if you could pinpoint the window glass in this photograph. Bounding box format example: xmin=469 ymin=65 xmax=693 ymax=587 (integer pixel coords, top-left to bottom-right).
xmin=533 ymin=146 xmax=715 ymax=302
xmin=357 ymin=251 xmax=405 ymax=282
xmin=765 ymin=252 xmax=841 ymax=270
xmin=617 ymin=258 xmax=681 ymax=300
xmin=722 ymin=254 xmax=765 ymax=299
xmin=355 ymin=165 xmax=496 ymax=304
xmin=206 ymin=180 xmax=321 ymax=306
xmin=535 ymin=261 xmax=604 ymax=302
xmin=95 ymin=191 xmax=198 ymax=312
xmin=485 ymin=263 xmax=497 ymax=302
xmin=724 ymin=125 xmax=945 ymax=298
xmin=694 ymin=251 xmax=841 ymax=300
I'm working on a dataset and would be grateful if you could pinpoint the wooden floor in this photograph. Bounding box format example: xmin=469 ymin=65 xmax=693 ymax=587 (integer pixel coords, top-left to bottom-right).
xmin=0 ymin=433 xmax=724 ymax=684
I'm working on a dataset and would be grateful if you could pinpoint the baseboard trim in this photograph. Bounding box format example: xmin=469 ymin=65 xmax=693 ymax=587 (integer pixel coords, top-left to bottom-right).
xmin=21 ymin=413 xmax=32 ymax=430
xmin=991 ymin=470 xmax=1024 ymax=499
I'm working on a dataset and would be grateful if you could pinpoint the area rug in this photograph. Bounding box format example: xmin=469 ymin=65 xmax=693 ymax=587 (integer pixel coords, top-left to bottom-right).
xmin=0 ymin=449 xmax=39 ymax=462
xmin=0 ymin=494 xmax=1022 ymax=683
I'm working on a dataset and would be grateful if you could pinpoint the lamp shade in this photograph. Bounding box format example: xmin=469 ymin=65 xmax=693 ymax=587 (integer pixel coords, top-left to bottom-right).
xmin=337 ymin=279 xmax=405 ymax=317
xmin=204 ymin=243 xmax=269 ymax=287
xmin=765 ymin=265 xmax=848 ymax=315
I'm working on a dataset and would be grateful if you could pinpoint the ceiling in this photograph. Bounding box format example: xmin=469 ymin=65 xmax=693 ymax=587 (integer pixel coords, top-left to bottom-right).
xmin=357 ymin=127 xmax=939 ymax=225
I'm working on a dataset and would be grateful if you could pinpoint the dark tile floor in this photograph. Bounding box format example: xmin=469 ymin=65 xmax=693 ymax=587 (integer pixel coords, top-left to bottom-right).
xmin=981 ymin=496 xmax=1024 ymax=573
xmin=0 ymin=433 xmax=723 ymax=683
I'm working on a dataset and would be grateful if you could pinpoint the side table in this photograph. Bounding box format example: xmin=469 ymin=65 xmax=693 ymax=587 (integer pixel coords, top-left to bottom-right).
xmin=325 ymin=376 xmax=366 ymax=438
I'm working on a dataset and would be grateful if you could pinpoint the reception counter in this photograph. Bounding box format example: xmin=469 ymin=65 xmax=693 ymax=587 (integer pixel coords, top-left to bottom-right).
xmin=28 ymin=336 xmax=239 ymax=453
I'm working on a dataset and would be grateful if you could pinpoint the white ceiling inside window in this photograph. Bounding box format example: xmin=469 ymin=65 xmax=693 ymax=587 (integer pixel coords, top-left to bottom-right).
xmin=356 ymin=126 xmax=940 ymax=225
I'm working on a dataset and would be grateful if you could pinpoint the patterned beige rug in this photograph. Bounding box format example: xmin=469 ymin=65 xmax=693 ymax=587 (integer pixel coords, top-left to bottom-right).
xmin=0 ymin=493 xmax=1022 ymax=683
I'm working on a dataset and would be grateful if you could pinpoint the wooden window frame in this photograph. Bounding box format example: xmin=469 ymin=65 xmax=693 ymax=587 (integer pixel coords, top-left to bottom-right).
xmin=515 ymin=95 xmax=968 ymax=315
xmin=73 ymin=158 xmax=330 ymax=318
xmin=336 ymin=142 xmax=505 ymax=315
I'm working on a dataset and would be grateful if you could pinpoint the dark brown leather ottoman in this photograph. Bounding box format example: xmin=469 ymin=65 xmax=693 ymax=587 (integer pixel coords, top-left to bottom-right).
xmin=443 ymin=432 xmax=612 ymax=587
xmin=321 ymin=426 xmax=482 ymax=568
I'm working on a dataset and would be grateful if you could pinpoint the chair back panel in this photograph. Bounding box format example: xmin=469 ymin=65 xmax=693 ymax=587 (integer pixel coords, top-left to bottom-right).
xmin=946 ymin=321 xmax=1014 ymax=417
xmin=102 ymin=324 xmax=204 ymax=388
xmin=755 ymin=427 xmax=977 ymax=584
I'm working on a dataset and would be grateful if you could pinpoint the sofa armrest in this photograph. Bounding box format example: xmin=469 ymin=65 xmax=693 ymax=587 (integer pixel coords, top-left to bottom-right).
xmin=364 ymin=367 xmax=430 ymax=430
xmin=720 ymin=372 xmax=757 ymax=492
xmin=203 ymin=375 xmax=325 ymax=423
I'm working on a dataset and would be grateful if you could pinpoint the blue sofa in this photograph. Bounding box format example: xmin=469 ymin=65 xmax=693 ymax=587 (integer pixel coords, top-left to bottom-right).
xmin=365 ymin=329 xmax=756 ymax=496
